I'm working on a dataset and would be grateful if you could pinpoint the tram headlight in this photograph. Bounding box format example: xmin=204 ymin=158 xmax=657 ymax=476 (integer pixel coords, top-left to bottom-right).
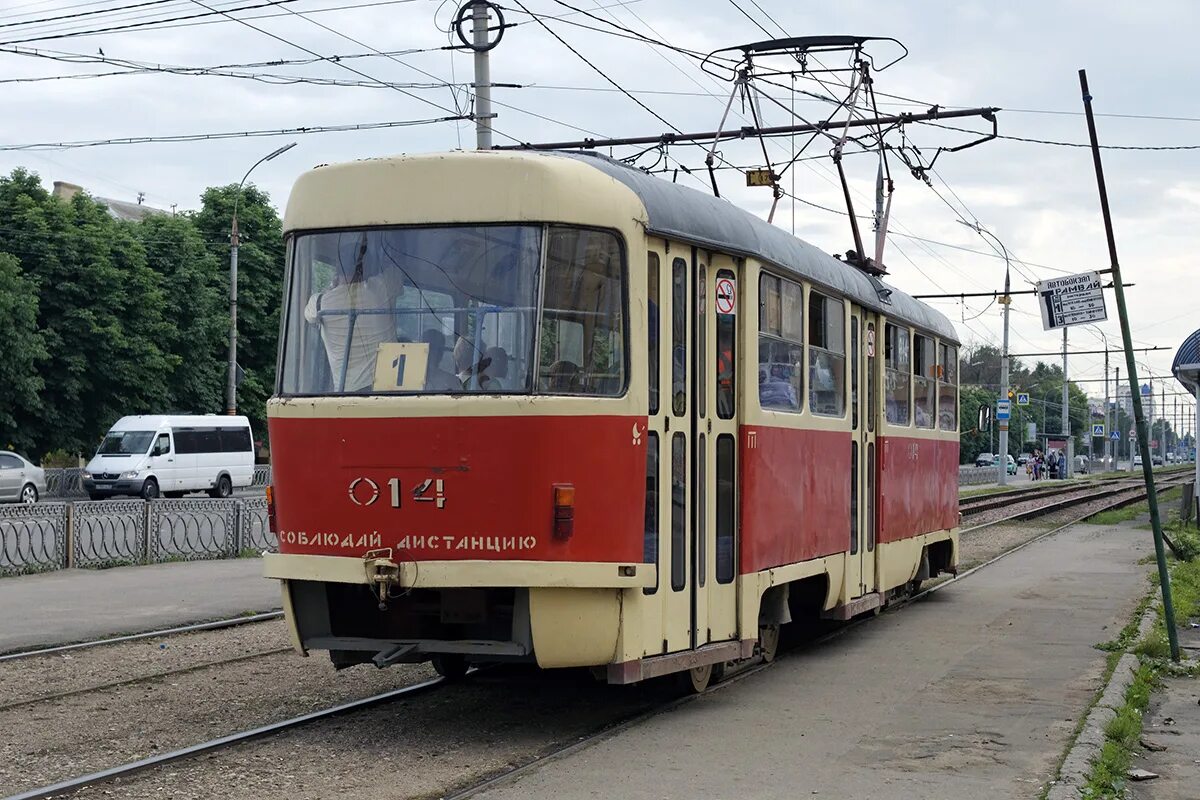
xmin=552 ymin=483 xmax=575 ymax=540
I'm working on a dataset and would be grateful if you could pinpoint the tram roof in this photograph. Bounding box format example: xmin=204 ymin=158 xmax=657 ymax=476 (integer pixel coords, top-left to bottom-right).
xmin=552 ymin=151 xmax=957 ymax=344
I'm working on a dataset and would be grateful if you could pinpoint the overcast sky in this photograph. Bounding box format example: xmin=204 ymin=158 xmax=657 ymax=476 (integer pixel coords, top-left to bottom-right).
xmin=2 ymin=0 xmax=1197 ymax=425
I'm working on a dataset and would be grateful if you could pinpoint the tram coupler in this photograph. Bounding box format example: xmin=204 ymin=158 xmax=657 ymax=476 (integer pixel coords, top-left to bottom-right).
xmin=362 ymin=549 xmax=401 ymax=610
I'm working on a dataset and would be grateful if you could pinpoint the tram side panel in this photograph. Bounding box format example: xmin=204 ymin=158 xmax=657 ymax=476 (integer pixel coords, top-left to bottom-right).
xmin=738 ymin=426 xmax=852 ymax=572
xmin=875 ymin=433 xmax=960 ymax=591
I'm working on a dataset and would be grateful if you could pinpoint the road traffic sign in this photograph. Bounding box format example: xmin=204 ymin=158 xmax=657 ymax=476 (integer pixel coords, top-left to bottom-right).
xmin=1016 ymin=392 xmax=1030 ymax=406
xmin=996 ymin=399 xmax=1011 ymax=421
xmin=1111 ymin=431 xmax=1120 ymax=441
xmin=1092 ymin=424 xmax=1105 ymax=437
xmin=1129 ymin=429 xmax=1137 ymax=440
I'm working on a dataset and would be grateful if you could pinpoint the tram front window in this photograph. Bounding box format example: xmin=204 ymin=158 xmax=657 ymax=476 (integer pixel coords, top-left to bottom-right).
xmin=280 ymin=224 xmax=626 ymax=396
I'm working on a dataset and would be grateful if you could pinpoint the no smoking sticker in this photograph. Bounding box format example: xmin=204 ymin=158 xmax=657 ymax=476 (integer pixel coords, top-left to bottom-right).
xmin=716 ymin=277 xmax=736 ymax=315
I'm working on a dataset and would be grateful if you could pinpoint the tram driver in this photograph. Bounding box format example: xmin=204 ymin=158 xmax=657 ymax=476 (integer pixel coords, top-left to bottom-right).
xmin=304 ymin=248 xmax=406 ymax=392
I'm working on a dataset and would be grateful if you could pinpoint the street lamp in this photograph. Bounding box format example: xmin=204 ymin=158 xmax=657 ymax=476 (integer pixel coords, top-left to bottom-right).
xmin=958 ymin=220 xmax=1012 ymax=484
xmin=226 ymin=142 xmax=297 ymax=415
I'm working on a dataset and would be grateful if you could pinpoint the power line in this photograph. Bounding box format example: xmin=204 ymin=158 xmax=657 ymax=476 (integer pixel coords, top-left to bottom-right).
xmin=0 ymin=115 xmax=470 ymax=150
xmin=0 ymin=0 xmax=293 ymax=44
xmin=181 ymin=0 xmax=463 ymax=117
xmin=918 ymin=120 xmax=1200 ymax=152
xmin=0 ymin=0 xmax=179 ymax=29
xmin=0 ymin=0 xmax=419 ymax=40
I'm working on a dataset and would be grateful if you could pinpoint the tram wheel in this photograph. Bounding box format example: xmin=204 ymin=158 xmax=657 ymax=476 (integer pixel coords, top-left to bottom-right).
xmin=431 ymin=654 xmax=469 ymax=681
xmin=680 ymin=663 xmax=713 ymax=694
xmin=758 ymin=623 xmax=781 ymax=663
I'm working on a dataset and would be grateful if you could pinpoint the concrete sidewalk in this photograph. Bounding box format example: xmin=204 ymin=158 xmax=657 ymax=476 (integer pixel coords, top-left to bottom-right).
xmin=0 ymin=559 xmax=279 ymax=653
xmin=477 ymin=522 xmax=1154 ymax=800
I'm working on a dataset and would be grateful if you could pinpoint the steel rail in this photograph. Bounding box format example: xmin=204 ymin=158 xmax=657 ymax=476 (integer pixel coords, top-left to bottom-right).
xmin=0 ymin=647 xmax=293 ymax=714
xmin=961 ymin=474 xmax=1192 ymax=535
xmin=0 ymin=610 xmax=283 ymax=663
xmin=959 ymin=477 xmax=1141 ymax=516
xmin=4 ymin=675 xmax=446 ymax=800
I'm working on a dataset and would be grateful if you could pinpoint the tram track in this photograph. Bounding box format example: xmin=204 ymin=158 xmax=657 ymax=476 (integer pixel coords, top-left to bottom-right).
xmin=9 ymin=473 xmax=1186 ymax=800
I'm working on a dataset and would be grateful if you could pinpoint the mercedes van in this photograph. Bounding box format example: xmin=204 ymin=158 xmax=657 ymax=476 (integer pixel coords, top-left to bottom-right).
xmin=83 ymin=415 xmax=255 ymax=500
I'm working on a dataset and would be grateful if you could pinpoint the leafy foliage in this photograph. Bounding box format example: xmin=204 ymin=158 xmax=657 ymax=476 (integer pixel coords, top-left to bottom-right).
xmin=0 ymin=169 xmax=285 ymax=460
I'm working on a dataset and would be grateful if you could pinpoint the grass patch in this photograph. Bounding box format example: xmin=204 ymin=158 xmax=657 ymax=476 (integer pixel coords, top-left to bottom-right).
xmin=960 ymin=485 xmax=1019 ymax=498
xmin=1078 ymin=554 xmax=1200 ymax=798
xmin=1079 ymin=661 xmax=1158 ymax=799
xmin=1095 ymin=595 xmax=1151 ymax=653
xmin=1086 ymin=486 xmax=1184 ymax=526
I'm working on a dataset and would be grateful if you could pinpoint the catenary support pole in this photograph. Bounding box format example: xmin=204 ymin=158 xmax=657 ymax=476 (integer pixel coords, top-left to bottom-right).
xmin=473 ymin=1 xmax=493 ymax=150
xmin=997 ymin=268 xmax=1011 ymax=484
xmin=1080 ymin=68 xmax=1179 ymax=660
xmin=1063 ymin=327 xmax=1072 ymax=477
xmin=1104 ymin=346 xmax=1110 ymax=466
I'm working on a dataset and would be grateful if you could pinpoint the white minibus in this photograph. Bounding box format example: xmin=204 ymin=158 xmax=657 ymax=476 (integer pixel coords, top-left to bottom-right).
xmin=83 ymin=415 xmax=255 ymax=500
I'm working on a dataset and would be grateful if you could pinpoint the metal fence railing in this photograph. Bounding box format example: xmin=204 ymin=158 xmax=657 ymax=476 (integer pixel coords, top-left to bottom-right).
xmin=0 ymin=497 xmax=278 ymax=577
xmin=42 ymin=465 xmax=273 ymax=499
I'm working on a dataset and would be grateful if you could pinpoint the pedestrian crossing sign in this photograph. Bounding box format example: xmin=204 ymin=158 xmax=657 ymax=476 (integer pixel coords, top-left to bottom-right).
xmin=1016 ymin=392 xmax=1030 ymax=406
xmin=1092 ymin=424 xmax=1105 ymax=437
xmin=1110 ymin=431 xmax=1120 ymax=441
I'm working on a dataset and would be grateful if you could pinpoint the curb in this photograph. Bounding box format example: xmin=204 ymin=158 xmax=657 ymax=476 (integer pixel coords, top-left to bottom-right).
xmin=1045 ymin=602 xmax=1157 ymax=800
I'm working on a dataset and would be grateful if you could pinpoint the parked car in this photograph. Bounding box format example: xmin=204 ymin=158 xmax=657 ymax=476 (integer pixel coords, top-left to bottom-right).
xmin=1133 ymin=453 xmax=1143 ymax=467
xmin=975 ymin=452 xmax=995 ymax=467
xmin=1152 ymin=455 xmax=1164 ymax=466
xmin=0 ymin=451 xmax=47 ymax=504
xmin=1006 ymin=454 xmax=1017 ymax=475
xmin=83 ymin=414 xmax=255 ymax=500
xmin=1074 ymin=455 xmax=1090 ymax=474
xmin=1017 ymin=453 xmax=1030 ymax=466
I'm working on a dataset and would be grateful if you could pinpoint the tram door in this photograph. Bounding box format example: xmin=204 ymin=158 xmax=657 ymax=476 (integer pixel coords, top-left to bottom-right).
xmin=700 ymin=254 xmax=739 ymax=642
xmin=847 ymin=311 xmax=879 ymax=598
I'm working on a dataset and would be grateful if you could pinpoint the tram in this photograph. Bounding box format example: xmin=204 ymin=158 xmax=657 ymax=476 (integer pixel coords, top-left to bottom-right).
xmin=262 ymin=150 xmax=960 ymax=690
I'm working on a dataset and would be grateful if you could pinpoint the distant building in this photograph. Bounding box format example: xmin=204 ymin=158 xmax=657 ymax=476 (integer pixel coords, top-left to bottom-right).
xmin=1116 ymin=382 xmax=1155 ymax=419
xmin=52 ymin=181 xmax=167 ymax=222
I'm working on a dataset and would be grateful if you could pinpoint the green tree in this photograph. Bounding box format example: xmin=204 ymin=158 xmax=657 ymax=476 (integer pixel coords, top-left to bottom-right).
xmin=135 ymin=214 xmax=226 ymax=414
xmin=192 ymin=184 xmax=284 ymax=445
xmin=0 ymin=252 xmax=47 ymax=453
xmin=0 ymin=169 xmax=173 ymax=457
xmin=959 ymin=384 xmax=994 ymax=463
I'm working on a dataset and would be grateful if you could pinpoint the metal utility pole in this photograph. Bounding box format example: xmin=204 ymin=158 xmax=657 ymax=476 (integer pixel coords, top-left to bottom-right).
xmin=1104 ymin=345 xmax=1110 ymax=466
xmin=472 ymin=1 xmax=493 ymax=150
xmin=1062 ymin=327 xmax=1072 ymax=477
xmin=227 ymin=142 xmax=297 ymax=415
xmin=1162 ymin=383 xmax=1168 ymax=464
xmin=958 ymin=220 xmax=1011 ymax=485
xmin=1080 ymin=69 xmax=1179 ymax=660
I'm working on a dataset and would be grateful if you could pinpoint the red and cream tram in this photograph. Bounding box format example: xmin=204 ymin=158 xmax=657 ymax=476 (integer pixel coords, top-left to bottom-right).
xmin=262 ymin=150 xmax=960 ymax=690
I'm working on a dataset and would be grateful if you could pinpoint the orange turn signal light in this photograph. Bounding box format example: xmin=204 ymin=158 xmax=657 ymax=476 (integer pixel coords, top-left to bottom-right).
xmin=552 ymin=483 xmax=575 ymax=540
xmin=265 ymin=485 xmax=278 ymax=535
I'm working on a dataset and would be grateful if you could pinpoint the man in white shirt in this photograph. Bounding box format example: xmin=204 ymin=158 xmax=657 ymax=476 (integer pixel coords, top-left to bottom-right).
xmin=304 ymin=265 xmax=406 ymax=392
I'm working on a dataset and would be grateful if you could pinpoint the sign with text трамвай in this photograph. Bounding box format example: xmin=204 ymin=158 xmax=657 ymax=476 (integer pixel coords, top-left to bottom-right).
xmin=1036 ymin=271 xmax=1108 ymax=331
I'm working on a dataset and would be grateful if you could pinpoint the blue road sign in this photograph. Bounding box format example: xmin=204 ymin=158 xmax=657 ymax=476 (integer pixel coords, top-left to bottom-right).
xmin=1016 ymin=392 xmax=1030 ymax=406
xmin=996 ymin=399 xmax=1011 ymax=421
xmin=1092 ymin=424 xmax=1105 ymax=437
xmin=1111 ymin=431 xmax=1120 ymax=441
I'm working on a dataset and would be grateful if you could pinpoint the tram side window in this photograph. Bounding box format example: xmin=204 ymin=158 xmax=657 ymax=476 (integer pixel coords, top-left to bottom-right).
xmin=648 ymin=253 xmax=660 ymax=415
xmin=758 ymin=273 xmax=803 ymax=412
xmin=670 ymin=433 xmax=686 ymax=592
xmin=938 ymin=342 xmax=959 ymax=431
xmin=913 ymin=334 xmax=936 ymax=429
xmin=538 ymin=228 xmax=626 ymax=396
xmin=671 ymin=258 xmax=687 ymax=416
xmin=716 ymin=433 xmax=735 ymax=584
xmin=884 ymin=324 xmax=911 ymax=425
xmin=808 ymin=291 xmax=845 ymax=416
xmin=716 ymin=268 xmax=736 ymax=420
xmin=643 ymin=431 xmax=659 ymax=595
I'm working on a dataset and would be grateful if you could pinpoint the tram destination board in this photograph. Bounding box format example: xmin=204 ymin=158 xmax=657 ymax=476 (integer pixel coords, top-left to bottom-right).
xmin=1036 ymin=270 xmax=1108 ymax=330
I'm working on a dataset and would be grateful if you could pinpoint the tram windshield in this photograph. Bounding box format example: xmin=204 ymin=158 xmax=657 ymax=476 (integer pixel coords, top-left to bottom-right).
xmin=279 ymin=225 xmax=626 ymax=396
